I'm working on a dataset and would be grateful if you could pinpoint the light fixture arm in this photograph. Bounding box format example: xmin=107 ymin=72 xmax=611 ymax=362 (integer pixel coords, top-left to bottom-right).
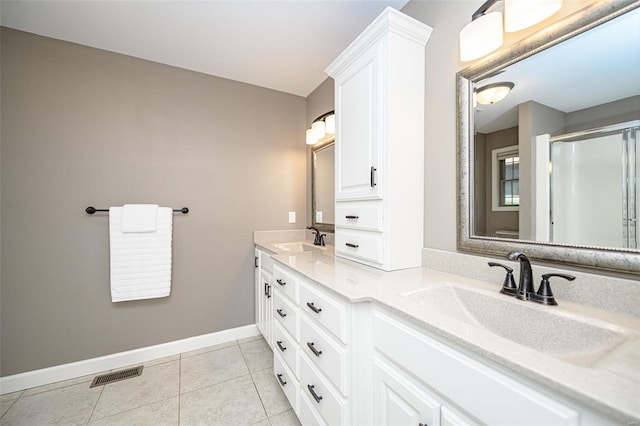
xmin=312 ymin=110 xmax=335 ymax=124
xmin=472 ymin=0 xmax=501 ymax=20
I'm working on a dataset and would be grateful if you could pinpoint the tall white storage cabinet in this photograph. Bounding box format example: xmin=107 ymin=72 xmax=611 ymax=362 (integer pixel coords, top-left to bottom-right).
xmin=326 ymin=7 xmax=432 ymax=271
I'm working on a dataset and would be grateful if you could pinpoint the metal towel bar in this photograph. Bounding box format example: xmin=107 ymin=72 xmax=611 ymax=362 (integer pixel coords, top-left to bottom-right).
xmin=85 ymin=206 xmax=189 ymax=214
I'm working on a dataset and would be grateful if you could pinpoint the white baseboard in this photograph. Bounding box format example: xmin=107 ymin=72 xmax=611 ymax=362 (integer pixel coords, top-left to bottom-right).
xmin=0 ymin=324 xmax=260 ymax=395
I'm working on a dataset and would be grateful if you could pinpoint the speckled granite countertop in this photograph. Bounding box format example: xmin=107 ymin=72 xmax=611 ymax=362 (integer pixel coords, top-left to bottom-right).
xmin=254 ymin=233 xmax=640 ymax=422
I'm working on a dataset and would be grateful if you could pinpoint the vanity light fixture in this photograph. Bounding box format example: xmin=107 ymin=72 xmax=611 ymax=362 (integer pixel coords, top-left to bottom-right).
xmin=306 ymin=110 xmax=335 ymax=145
xmin=459 ymin=0 xmax=563 ymax=62
xmin=475 ymin=82 xmax=514 ymax=105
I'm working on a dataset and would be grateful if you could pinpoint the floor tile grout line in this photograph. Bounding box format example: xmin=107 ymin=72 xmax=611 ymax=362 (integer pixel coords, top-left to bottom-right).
xmin=180 ymin=340 xmax=241 ymax=361
xmin=239 ymin=339 xmax=271 ymax=423
xmin=85 ymin=383 xmax=106 ymax=425
xmin=178 ymin=372 xmax=254 ymax=398
xmin=177 ymin=354 xmax=182 ymax=425
xmin=0 ymin=397 xmax=21 ymax=421
xmin=86 ymin=395 xmax=179 ymax=425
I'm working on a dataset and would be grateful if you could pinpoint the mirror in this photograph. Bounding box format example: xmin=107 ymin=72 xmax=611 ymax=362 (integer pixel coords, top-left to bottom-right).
xmin=312 ymin=141 xmax=335 ymax=233
xmin=457 ymin=2 xmax=640 ymax=274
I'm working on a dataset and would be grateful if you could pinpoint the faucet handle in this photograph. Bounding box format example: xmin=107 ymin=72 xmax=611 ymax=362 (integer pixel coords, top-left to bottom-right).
xmin=532 ymin=273 xmax=576 ymax=306
xmin=488 ymin=262 xmax=518 ymax=296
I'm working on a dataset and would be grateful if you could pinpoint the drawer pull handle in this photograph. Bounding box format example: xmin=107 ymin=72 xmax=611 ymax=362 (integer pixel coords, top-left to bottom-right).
xmin=277 ymin=373 xmax=287 ymax=386
xmin=345 ymin=215 xmax=359 ymax=219
xmin=306 ymin=302 xmax=322 ymax=314
xmin=276 ymin=340 xmax=287 ymax=352
xmin=307 ymin=342 xmax=323 ymax=357
xmin=277 ymin=308 xmax=287 ymax=318
xmin=307 ymin=384 xmax=323 ymax=403
xmin=345 ymin=243 xmax=359 ymax=248
xmin=370 ymin=166 xmax=377 ymax=187
xmin=276 ymin=279 xmax=286 ymax=286
xmin=419 ymin=423 xmax=428 ymax=426
xmin=264 ymin=282 xmax=268 ymax=296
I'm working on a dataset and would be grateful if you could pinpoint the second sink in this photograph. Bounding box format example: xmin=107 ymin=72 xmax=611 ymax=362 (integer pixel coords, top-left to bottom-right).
xmin=273 ymin=242 xmax=326 ymax=253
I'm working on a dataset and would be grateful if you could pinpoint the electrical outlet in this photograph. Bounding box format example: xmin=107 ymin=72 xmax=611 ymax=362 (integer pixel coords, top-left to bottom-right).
xmin=288 ymin=211 xmax=296 ymax=224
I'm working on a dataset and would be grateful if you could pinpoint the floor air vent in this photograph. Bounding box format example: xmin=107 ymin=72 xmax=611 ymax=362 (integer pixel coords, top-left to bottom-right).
xmin=90 ymin=366 xmax=143 ymax=387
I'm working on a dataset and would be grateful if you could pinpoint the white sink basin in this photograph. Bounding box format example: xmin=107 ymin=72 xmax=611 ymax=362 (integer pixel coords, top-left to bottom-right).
xmin=404 ymin=284 xmax=629 ymax=366
xmin=273 ymin=242 xmax=326 ymax=253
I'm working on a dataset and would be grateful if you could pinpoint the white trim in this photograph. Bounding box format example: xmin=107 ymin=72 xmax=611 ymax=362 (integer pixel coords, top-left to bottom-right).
xmin=491 ymin=145 xmax=520 ymax=212
xmin=534 ymin=134 xmax=551 ymax=242
xmin=0 ymin=324 xmax=260 ymax=395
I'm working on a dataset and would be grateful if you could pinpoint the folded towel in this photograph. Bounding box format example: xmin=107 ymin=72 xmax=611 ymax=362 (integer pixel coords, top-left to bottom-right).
xmin=121 ymin=204 xmax=158 ymax=233
xmin=109 ymin=206 xmax=173 ymax=302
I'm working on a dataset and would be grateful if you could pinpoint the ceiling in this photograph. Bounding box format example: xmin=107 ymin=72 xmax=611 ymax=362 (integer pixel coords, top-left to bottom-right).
xmin=0 ymin=0 xmax=409 ymax=97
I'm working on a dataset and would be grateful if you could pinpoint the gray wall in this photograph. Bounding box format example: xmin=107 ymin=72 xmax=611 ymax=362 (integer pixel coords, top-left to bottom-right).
xmin=482 ymin=127 xmax=520 ymax=237
xmin=0 ymin=28 xmax=307 ymax=376
xmin=400 ymin=0 xmax=597 ymax=252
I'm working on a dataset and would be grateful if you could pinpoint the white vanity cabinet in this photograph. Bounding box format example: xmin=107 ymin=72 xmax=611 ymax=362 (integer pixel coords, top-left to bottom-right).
xmin=272 ymin=263 xmax=353 ymax=426
xmin=255 ymin=248 xmax=274 ymax=350
xmin=326 ymin=8 xmax=432 ymax=271
xmin=370 ymin=307 xmax=618 ymax=426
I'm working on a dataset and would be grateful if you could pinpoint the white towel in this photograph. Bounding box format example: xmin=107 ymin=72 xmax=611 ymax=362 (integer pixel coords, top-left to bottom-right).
xmin=122 ymin=204 xmax=158 ymax=232
xmin=109 ymin=206 xmax=173 ymax=302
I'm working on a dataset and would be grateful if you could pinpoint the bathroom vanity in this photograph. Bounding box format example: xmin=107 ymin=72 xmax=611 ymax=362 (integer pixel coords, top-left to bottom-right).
xmin=254 ymin=232 xmax=639 ymax=426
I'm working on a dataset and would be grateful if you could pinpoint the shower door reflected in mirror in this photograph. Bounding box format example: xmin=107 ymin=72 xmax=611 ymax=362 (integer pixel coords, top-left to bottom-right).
xmin=312 ymin=141 xmax=335 ymax=232
xmin=548 ymin=122 xmax=639 ymax=249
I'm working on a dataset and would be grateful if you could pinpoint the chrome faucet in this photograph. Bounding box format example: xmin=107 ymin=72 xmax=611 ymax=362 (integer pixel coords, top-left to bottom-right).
xmin=306 ymin=226 xmax=326 ymax=246
xmin=507 ymin=251 xmax=535 ymax=301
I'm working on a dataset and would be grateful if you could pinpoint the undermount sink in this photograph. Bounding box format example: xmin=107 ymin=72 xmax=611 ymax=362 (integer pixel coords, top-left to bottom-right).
xmin=403 ymin=284 xmax=629 ymax=366
xmin=273 ymin=242 xmax=325 ymax=253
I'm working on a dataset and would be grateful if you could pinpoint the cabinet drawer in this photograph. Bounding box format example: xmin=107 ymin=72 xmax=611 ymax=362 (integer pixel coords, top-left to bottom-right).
xmin=260 ymin=251 xmax=275 ymax=274
xmin=335 ymin=204 xmax=383 ymax=231
xmin=300 ymin=315 xmax=348 ymax=396
xmin=299 ymin=281 xmax=349 ymax=344
xmin=274 ymin=352 xmax=299 ymax=414
xmin=373 ymin=309 xmax=579 ymax=426
xmin=273 ymin=290 xmax=299 ymax=340
xmin=299 ymin=388 xmax=327 ymax=426
xmin=300 ymin=354 xmax=347 ymax=426
xmin=273 ymin=265 xmax=299 ymax=303
xmin=335 ymin=229 xmax=383 ymax=265
xmin=272 ymin=320 xmax=298 ymax=377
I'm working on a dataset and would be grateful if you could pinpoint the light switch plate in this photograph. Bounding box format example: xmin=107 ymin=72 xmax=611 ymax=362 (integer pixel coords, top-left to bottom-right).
xmin=288 ymin=211 xmax=296 ymax=223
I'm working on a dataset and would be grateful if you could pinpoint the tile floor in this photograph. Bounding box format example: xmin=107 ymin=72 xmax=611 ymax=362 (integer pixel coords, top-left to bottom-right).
xmin=0 ymin=336 xmax=300 ymax=426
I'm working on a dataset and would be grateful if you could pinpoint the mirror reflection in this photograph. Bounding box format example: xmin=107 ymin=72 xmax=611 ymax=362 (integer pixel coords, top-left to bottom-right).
xmin=472 ymin=6 xmax=640 ymax=251
xmin=312 ymin=142 xmax=335 ymax=232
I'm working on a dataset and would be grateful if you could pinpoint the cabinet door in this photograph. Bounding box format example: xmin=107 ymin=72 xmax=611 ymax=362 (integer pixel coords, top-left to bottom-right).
xmin=373 ymin=356 xmax=440 ymax=426
xmin=258 ymin=271 xmax=273 ymax=348
xmin=441 ymin=406 xmax=478 ymax=426
xmin=255 ymin=249 xmax=262 ymax=334
xmin=335 ymin=42 xmax=382 ymax=201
